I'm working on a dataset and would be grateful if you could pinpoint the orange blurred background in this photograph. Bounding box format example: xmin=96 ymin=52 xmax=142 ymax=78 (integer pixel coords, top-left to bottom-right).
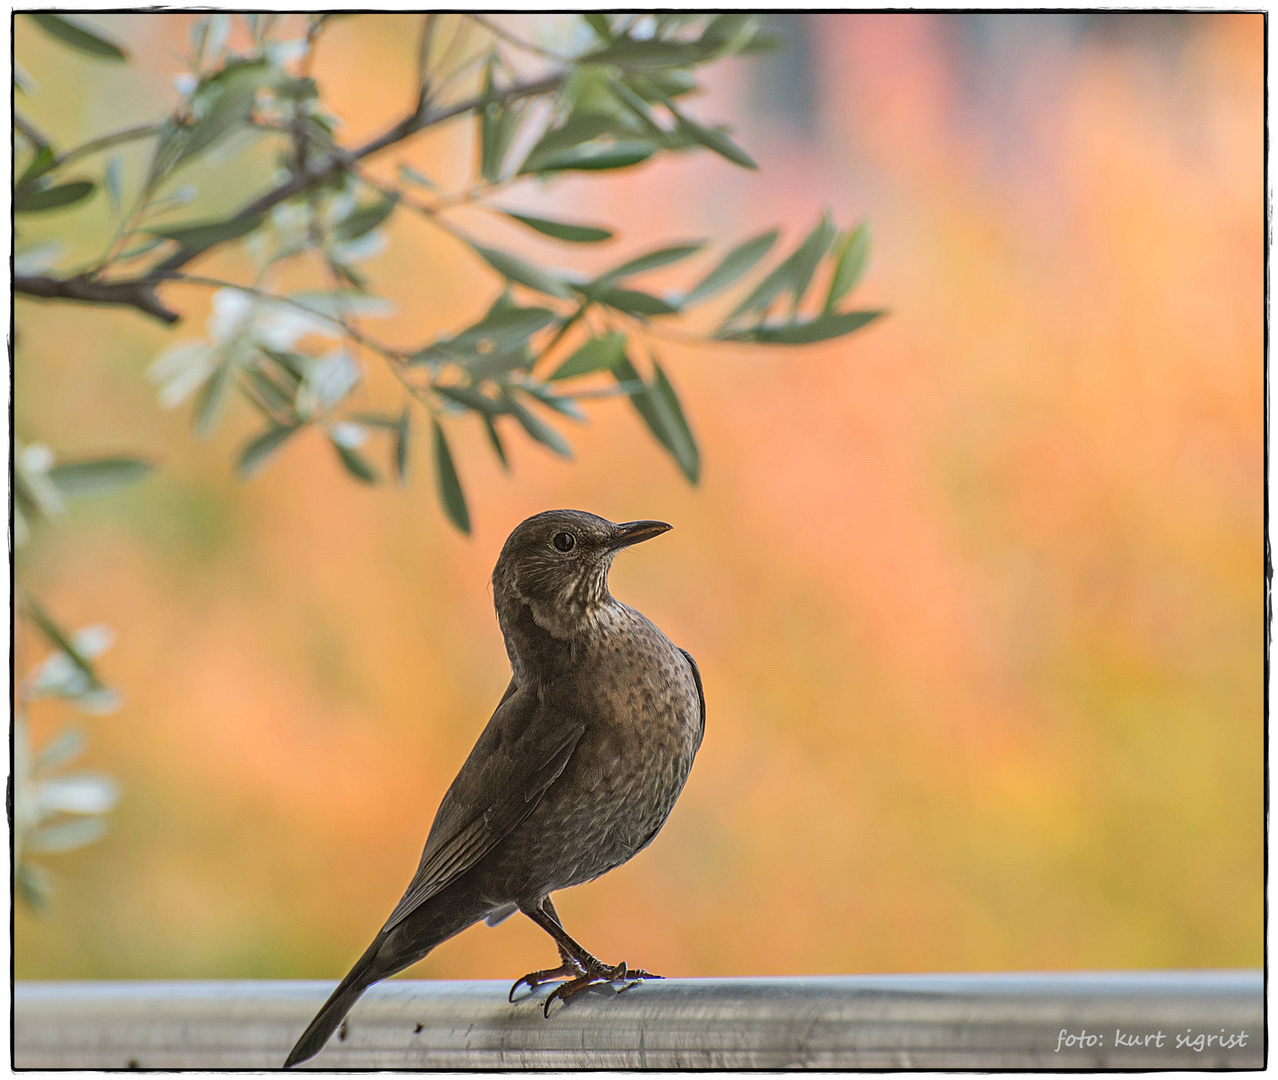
xmin=15 ymin=13 xmax=1262 ymax=981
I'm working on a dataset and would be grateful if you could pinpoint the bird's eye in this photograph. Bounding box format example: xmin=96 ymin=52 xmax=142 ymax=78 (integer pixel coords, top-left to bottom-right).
xmin=553 ymin=532 xmax=576 ymax=553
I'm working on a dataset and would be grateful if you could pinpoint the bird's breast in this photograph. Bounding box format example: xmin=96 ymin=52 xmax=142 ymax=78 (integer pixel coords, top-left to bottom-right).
xmin=518 ymin=604 xmax=700 ymax=889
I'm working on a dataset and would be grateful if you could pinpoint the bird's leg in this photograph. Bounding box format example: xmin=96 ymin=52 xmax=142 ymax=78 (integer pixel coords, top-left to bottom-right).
xmin=518 ymin=897 xmax=663 ymax=1016
xmin=509 ymin=898 xmax=586 ymax=1001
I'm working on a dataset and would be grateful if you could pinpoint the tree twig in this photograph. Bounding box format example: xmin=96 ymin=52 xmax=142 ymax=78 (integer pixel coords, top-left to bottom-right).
xmin=14 ymin=273 xmax=180 ymax=324
xmin=13 ymin=72 xmax=567 ymax=324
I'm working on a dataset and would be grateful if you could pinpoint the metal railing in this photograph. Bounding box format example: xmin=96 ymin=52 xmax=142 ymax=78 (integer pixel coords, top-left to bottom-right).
xmin=15 ymin=971 xmax=1263 ymax=1069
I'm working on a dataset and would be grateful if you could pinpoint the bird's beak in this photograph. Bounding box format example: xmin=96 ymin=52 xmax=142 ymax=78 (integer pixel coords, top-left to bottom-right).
xmin=610 ymin=520 xmax=672 ymax=550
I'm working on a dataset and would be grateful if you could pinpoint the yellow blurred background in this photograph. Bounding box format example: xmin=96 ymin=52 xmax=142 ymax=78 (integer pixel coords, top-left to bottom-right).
xmin=15 ymin=13 xmax=1262 ymax=981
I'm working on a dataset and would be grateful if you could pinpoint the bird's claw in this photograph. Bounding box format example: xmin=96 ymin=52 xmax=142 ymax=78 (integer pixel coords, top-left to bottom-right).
xmin=540 ymin=961 xmax=663 ymax=1016
xmin=509 ymin=961 xmax=585 ymax=1002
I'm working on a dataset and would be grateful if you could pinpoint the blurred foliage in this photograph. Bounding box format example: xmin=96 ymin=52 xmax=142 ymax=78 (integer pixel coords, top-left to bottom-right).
xmin=13 ymin=12 xmax=1259 ymax=984
xmin=13 ymin=12 xmax=882 ymax=909
xmin=15 ymin=11 xmax=883 ymax=530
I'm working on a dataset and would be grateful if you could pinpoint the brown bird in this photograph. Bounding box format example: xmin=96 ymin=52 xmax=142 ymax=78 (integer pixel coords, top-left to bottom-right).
xmin=284 ymin=509 xmax=705 ymax=1068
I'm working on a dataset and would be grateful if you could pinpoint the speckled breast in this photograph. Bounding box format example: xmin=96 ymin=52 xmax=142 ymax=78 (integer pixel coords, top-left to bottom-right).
xmin=493 ymin=603 xmax=701 ymax=902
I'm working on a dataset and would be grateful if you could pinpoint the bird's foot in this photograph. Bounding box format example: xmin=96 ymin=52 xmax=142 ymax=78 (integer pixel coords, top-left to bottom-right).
xmin=509 ymin=960 xmax=586 ymax=1002
xmin=541 ymin=961 xmax=663 ymax=1017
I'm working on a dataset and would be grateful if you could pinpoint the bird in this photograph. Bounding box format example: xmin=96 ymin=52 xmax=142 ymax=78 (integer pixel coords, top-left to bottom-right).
xmin=283 ymin=509 xmax=705 ymax=1068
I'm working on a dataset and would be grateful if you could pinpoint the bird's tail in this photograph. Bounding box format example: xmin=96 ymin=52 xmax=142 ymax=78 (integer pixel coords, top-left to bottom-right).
xmin=283 ymin=940 xmax=380 ymax=1069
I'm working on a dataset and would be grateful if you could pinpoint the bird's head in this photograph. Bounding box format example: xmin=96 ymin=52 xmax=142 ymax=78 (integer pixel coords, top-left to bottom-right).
xmin=492 ymin=509 xmax=671 ymax=640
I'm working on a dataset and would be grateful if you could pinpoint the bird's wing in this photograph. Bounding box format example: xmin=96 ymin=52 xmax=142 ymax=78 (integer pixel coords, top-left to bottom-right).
xmin=679 ymin=647 xmax=706 ymax=750
xmin=381 ymin=680 xmax=585 ymax=933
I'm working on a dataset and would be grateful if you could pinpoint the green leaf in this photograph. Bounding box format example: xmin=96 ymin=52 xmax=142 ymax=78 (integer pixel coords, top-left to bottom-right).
xmin=520 ymin=381 xmax=586 ymax=422
xmin=595 ymin=242 xmax=704 ymax=285
xmin=483 ymin=414 xmax=509 ymax=471
xmin=523 ymin=139 xmax=657 ymax=174
xmin=434 ymin=383 xmax=505 ymax=415
xmin=503 ymin=210 xmax=613 ymax=244
xmin=237 ymin=424 xmax=301 ymax=478
xmin=182 ymin=61 xmax=271 ymax=160
xmin=395 ymin=406 xmax=411 ymax=486
xmin=49 ymin=458 xmax=154 ymax=500
xmin=15 ymin=181 xmax=95 ymax=214
xmin=612 ymin=355 xmax=698 ymax=482
xmin=334 ymin=195 xmax=397 ymax=243
xmin=148 ymin=212 xmax=264 ymax=252
xmin=346 ymin=412 xmax=402 ymax=430
xmin=549 ymin=332 xmax=627 ymax=380
xmin=594 ymin=286 xmax=681 ymax=317
xmin=451 ymin=306 xmax=558 ymax=352
xmin=725 ymin=213 xmax=834 ymax=321
xmin=464 ymin=346 xmax=533 ymax=382
xmin=786 ymin=212 xmax=837 ymax=311
xmin=729 ymin=309 xmax=886 ymax=344
xmin=22 ymin=596 xmax=102 ymax=691
xmin=825 ymin=222 xmax=870 ymax=312
xmin=650 ymin=360 xmax=700 ymax=483
xmin=478 ymin=59 xmax=522 ymax=184
xmin=519 ymin=112 xmax=618 ymax=172
xmin=583 ymin=39 xmax=703 ymax=71
xmin=582 ymin=13 xmax=613 ymax=42
xmin=28 ymin=14 xmax=129 ymax=61
xmin=471 ymin=243 xmax=574 ymax=299
xmin=193 ymin=359 xmax=236 ymax=437
xmin=503 ymin=392 xmax=573 ymax=458
xmin=397 ymin=163 xmax=439 ymax=190
xmin=16 ymin=144 xmax=56 ymax=191
xmin=683 ymin=229 xmax=778 ymax=305
xmin=432 ymin=419 xmax=470 ymax=533
xmin=673 ymin=113 xmax=757 ymax=170
xmin=330 ymin=437 xmax=380 ymax=484
xmin=103 ymin=155 xmax=123 ymax=217
xmin=16 ymin=863 xmax=52 ymax=913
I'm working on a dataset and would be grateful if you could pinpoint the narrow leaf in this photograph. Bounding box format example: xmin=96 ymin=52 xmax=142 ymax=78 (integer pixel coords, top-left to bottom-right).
xmin=330 ymin=437 xmax=380 ymax=484
xmin=193 ymin=359 xmax=236 ymax=437
xmin=432 ymin=419 xmax=470 ymax=533
xmin=451 ymin=306 xmax=557 ymax=352
xmin=434 ymin=383 xmax=505 ymax=416
xmin=683 ymin=229 xmax=778 ymax=305
xmin=49 ymin=458 xmax=153 ymax=500
xmin=29 ymin=14 xmax=129 ymax=61
xmin=149 ymin=213 xmax=264 ymax=252
xmin=104 ymin=155 xmax=123 ymax=217
xmin=583 ymin=13 xmax=613 ymax=42
xmin=674 ymin=113 xmax=757 ymax=170
xmin=504 ymin=393 xmax=573 ymax=458
xmin=583 ymin=39 xmax=702 ymax=71
xmin=549 ymin=332 xmax=627 ymax=380
xmin=237 ymin=424 xmax=301 ymax=478
xmin=520 ymin=381 xmax=586 ymax=422
xmin=483 ymin=414 xmax=510 ymax=471
xmin=596 ymin=242 xmax=704 ymax=284
xmin=22 ymin=596 xmax=102 ymax=690
xmin=15 ymin=181 xmax=95 ymax=214
xmin=650 ymin=360 xmax=700 ymax=483
xmin=594 ymin=286 xmax=681 ymax=317
xmin=471 ymin=244 xmax=574 ymax=299
xmin=503 ymin=210 xmax=613 ymax=244
xmin=786 ymin=212 xmax=837 ymax=311
xmin=825 ymin=222 xmax=870 ymax=312
xmin=522 ymin=139 xmax=656 ymax=174
xmin=334 ymin=195 xmax=396 ymax=243
xmin=397 ymin=163 xmax=439 ymax=190
xmin=395 ymin=406 xmax=411 ymax=486
xmin=733 ymin=309 xmax=886 ymax=344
